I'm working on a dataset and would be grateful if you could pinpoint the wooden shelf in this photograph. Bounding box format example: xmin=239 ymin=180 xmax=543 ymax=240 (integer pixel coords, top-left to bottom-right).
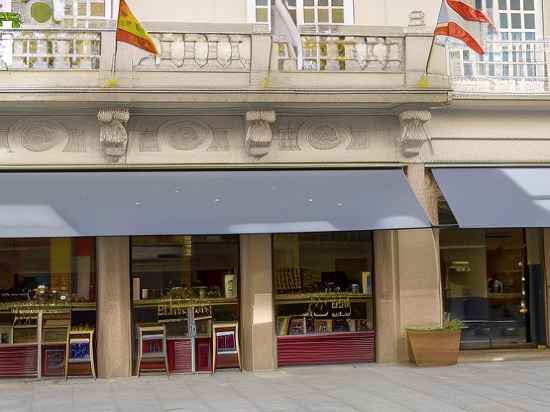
xmin=0 ymin=302 xmax=96 ymax=314
xmin=275 ymin=293 xmax=373 ymax=305
xmin=133 ymin=297 xmax=239 ymax=309
xmin=488 ymin=293 xmax=522 ymax=300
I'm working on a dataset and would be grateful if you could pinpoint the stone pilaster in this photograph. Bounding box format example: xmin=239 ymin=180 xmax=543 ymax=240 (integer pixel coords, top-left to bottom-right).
xmin=96 ymin=236 xmax=132 ymax=378
xmin=374 ymin=230 xmax=400 ymax=363
xmin=240 ymin=234 xmax=276 ymax=371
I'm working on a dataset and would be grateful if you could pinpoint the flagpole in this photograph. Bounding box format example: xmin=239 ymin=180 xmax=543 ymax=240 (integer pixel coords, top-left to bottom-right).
xmin=111 ymin=0 xmax=120 ymax=73
xmin=424 ymin=0 xmax=444 ymax=76
xmin=424 ymin=35 xmax=436 ymax=75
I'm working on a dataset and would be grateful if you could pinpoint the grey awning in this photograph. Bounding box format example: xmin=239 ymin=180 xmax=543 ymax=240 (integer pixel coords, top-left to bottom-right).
xmin=433 ymin=167 xmax=550 ymax=228
xmin=0 ymin=169 xmax=430 ymax=237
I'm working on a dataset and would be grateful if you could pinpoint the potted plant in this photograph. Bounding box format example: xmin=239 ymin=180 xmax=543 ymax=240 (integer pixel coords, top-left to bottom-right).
xmin=406 ymin=319 xmax=463 ymax=367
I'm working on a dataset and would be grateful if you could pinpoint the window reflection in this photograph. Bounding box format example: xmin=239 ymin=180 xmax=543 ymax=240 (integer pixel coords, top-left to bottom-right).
xmin=273 ymin=232 xmax=374 ymax=337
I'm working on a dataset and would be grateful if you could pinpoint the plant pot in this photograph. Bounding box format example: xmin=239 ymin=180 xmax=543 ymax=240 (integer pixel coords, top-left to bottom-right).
xmin=407 ymin=329 xmax=461 ymax=367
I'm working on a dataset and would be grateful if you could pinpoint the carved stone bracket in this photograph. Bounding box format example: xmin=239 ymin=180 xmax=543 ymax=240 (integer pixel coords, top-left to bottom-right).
xmin=245 ymin=110 xmax=276 ymax=157
xmin=98 ymin=108 xmax=130 ymax=162
xmin=398 ymin=111 xmax=431 ymax=157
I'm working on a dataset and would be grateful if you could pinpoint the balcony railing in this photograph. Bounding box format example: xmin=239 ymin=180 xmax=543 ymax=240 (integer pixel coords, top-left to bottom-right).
xmin=133 ymin=33 xmax=251 ymax=72
xmin=273 ymin=33 xmax=404 ymax=73
xmin=0 ymin=29 xmax=101 ymax=70
xmin=449 ymin=40 xmax=550 ymax=94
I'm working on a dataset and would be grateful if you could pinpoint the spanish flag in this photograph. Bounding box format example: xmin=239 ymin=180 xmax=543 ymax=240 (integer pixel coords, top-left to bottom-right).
xmin=116 ymin=0 xmax=159 ymax=55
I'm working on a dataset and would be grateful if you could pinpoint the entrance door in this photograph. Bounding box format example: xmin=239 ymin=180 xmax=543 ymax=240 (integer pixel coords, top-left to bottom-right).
xmin=441 ymin=229 xmax=545 ymax=350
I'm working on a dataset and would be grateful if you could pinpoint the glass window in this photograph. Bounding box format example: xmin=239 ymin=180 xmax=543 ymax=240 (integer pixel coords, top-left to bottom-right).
xmin=273 ymin=232 xmax=374 ymax=337
xmin=302 ymin=0 xmax=346 ymax=25
xmin=63 ymin=0 xmax=109 ymax=28
xmin=511 ymin=13 xmax=521 ymax=28
xmin=255 ymin=0 xmax=269 ymax=23
xmin=524 ymin=0 xmax=535 ymax=10
xmin=499 ymin=0 xmax=507 ymax=9
xmin=500 ymin=13 xmax=509 ymax=28
xmin=510 ymin=0 xmax=520 ymax=9
xmin=131 ymin=235 xmax=240 ymax=372
xmin=441 ymin=229 xmax=535 ymax=349
xmin=0 ymin=238 xmax=96 ymax=371
xmin=524 ymin=14 xmax=535 ymax=29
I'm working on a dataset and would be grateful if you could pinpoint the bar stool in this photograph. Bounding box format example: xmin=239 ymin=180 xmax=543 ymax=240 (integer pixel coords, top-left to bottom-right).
xmin=137 ymin=324 xmax=169 ymax=376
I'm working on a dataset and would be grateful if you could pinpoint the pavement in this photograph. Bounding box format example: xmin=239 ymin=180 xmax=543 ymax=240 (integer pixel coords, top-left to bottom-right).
xmin=2 ymin=361 xmax=550 ymax=412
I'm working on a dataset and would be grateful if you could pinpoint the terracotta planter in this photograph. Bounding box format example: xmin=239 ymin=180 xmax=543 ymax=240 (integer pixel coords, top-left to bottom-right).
xmin=407 ymin=329 xmax=461 ymax=367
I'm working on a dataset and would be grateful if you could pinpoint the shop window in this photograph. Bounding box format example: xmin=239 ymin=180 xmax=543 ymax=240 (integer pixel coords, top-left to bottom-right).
xmin=131 ymin=235 xmax=240 ymax=374
xmin=273 ymin=231 xmax=375 ymax=366
xmin=0 ymin=237 xmax=96 ymax=378
xmin=440 ymin=229 xmax=546 ymax=350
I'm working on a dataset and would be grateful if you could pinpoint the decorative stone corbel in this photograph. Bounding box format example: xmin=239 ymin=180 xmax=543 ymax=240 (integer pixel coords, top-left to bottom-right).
xmin=398 ymin=110 xmax=431 ymax=157
xmin=97 ymin=108 xmax=130 ymax=162
xmin=245 ymin=110 xmax=276 ymax=157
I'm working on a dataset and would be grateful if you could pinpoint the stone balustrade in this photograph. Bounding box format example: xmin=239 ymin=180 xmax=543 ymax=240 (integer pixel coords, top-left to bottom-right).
xmin=273 ymin=33 xmax=404 ymax=73
xmin=133 ymin=33 xmax=252 ymax=72
xmin=0 ymin=29 xmax=101 ymax=70
xmin=449 ymin=40 xmax=550 ymax=94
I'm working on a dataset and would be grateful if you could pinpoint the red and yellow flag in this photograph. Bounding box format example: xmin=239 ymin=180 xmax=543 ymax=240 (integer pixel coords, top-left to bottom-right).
xmin=116 ymin=0 xmax=159 ymax=55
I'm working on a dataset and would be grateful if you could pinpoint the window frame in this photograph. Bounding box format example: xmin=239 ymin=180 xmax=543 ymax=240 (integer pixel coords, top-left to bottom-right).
xmin=295 ymin=0 xmax=354 ymax=26
xmin=248 ymin=0 xmax=354 ymax=26
xmin=64 ymin=0 xmax=112 ymax=28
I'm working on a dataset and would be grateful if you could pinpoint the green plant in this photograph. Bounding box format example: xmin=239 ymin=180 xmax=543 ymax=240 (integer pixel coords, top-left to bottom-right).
xmin=406 ymin=319 xmax=464 ymax=332
xmin=445 ymin=318 xmax=464 ymax=331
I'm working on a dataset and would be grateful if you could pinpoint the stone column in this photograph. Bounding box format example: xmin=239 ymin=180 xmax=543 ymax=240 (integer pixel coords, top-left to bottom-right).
xmin=96 ymin=236 xmax=132 ymax=378
xmin=394 ymin=164 xmax=443 ymax=361
xmin=374 ymin=230 xmax=400 ymax=363
xmin=240 ymin=234 xmax=276 ymax=371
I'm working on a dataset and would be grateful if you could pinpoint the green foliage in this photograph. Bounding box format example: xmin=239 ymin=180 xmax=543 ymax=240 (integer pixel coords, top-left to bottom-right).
xmin=407 ymin=319 xmax=464 ymax=332
xmin=445 ymin=318 xmax=464 ymax=331
xmin=0 ymin=12 xmax=22 ymax=28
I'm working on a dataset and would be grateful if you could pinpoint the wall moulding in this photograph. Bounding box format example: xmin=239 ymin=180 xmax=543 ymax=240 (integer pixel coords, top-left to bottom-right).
xmin=8 ymin=119 xmax=69 ymax=153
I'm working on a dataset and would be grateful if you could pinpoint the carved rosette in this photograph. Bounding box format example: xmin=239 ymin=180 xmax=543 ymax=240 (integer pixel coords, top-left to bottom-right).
xmin=298 ymin=121 xmax=352 ymax=151
xmin=9 ymin=119 xmax=69 ymax=152
xmin=158 ymin=120 xmax=213 ymax=151
xmin=245 ymin=110 xmax=276 ymax=157
xmin=98 ymin=108 xmax=130 ymax=162
xmin=398 ymin=111 xmax=432 ymax=157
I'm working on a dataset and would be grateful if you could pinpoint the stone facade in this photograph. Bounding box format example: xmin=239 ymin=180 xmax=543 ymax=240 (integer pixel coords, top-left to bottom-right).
xmin=1 ymin=0 xmax=550 ymax=378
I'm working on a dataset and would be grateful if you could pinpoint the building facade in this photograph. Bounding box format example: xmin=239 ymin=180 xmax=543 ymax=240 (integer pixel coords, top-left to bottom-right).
xmin=0 ymin=0 xmax=549 ymax=379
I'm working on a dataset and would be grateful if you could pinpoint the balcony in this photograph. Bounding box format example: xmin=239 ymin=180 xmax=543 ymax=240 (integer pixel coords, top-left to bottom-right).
xmin=0 ymin=29 xmax=101 ymax=70
xmin=449 ymin=40 xmax=550 ymax=95
xmin=0 ymin=23 xmax=449 ymax=108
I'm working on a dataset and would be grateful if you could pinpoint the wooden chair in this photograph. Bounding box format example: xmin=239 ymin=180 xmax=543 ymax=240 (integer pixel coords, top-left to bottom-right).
xmin=137 ymin=324 xmax=169 ymax=376
xmin=212 ymin=322 xmax=241 ymax=373
xmin=65 ymin=329 xmax=95 ymax=379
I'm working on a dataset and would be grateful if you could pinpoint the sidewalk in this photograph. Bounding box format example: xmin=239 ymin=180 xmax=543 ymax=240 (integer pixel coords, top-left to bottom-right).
xmin=2 ymin=361 xmax=550 ymax=412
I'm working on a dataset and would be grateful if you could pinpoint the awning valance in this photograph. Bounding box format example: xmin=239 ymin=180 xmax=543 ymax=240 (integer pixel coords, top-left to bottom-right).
xmin=433 ymin=167 xmax=550 ymax=228
xmin=0 ymin=169 xmax=430 ymax=237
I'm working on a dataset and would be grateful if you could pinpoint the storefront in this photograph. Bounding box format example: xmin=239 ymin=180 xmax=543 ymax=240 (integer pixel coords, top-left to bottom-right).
xmin=434 ymin=167 xmax=550 ymax=350
xmin=0 ymin=168 xmax=432 ymax=377
xmin=274 ymin=231 xmax=375 ymax=366
xmin=0 ymin=237 xmax=97 ymax=378
xmin=130 ymin=235 xmax=240 ymax=374
xmin=440 ymin=228 xmax=546 ymax=349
